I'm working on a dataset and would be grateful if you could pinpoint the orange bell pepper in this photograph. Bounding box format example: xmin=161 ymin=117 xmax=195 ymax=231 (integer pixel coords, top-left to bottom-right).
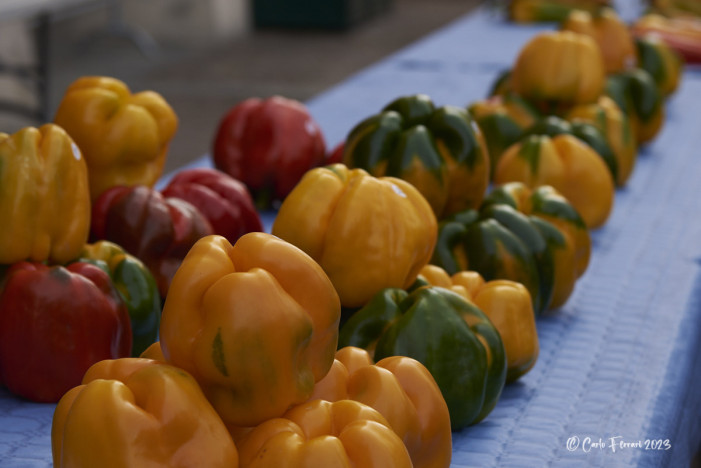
xmin=0 ymin=124 xmax=90 ymax=265
xmin=51 ymin=358 xmax=238 ymax=468
xmin=561 ymin=8 xmax=637 ymax=73
xmin=236 ymin=399 xmax=412 ymax=468
xmin=511 ymin=31 xmax=606 ymax=111
xmin=418 ymin=265 xmax=539 ymax=383
xmin=272 ymin=164 xmax=437 ymax=308
xmin=311 ymin=346 xmax=452 ymax=468
xmin=494 ymin=134 xmax=615 ymax=228
xmin=159 ymin=232 xmax=341 ymax=427
xmin=53 ymin=76 xmax=178 ymax=200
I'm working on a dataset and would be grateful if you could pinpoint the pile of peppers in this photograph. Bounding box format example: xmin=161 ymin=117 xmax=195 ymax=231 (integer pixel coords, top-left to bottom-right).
xmin=0 ymin=11 xmax=688 ymax=462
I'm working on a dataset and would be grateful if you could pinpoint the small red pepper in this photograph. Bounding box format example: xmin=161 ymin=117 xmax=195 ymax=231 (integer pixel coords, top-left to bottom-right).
xmin=91 ymin=185 xmax=214 ymax=297
xmin=212 ymin=96 xmax=326 ymax=208
xmin=0 ymin=262 xmax=132 ymax=402
xmin=161 ymin=167 xmax=263 ymax=244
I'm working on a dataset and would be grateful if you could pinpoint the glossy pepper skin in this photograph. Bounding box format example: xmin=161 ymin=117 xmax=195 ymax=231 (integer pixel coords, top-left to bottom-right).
xmin=511 ymin=31 xmax=606 ymax=112
xmin=565 ymin=95 xmax=637 ymax=186
xmin=634 ymin=35 xmax=683 ymax=97
xmin=0 ymin=262 xmax=131 ymax=402
xmin=161 ymin=167 xmax=263 ymax=245
xmin=415 ymin=265 xmax=538 ymax=383
xmin=159 ymin=232 xmax=341 ymax=427
xmin=91 ymin=184 xmax=214 ymax=297
xmin=0 ymin=124 xmax=90 ymax=265
xmin=78 ymin=241 xmax=161 ymax=357
xmin=483 ymin=182 xmax=591 ymax=307
xmin=311 ymin=346 xmax=452 ymax=468
xmin=561 ymin=8 xmax=637 ymax=73
xmin=495 ymin=133 xmax=615 ymax=229
xmin=468 ymin=93 xmax=541 ymax=178
xmin=272 ymin=164 xmax=437 ymax=308
xmin=605 ymin=68 xmax=664 ymax=145
xmin=343 ymin=94 xmax=490 ymax=218
xmin=236 ymin=399 xmax=412 ymax=468
xmin=212 ymin=95 xmax=326 ymax=208
xmin=52 ymin=358 xmax=239 ymax=468
xmin=53 ymin=76 xmax=178 ymax=201
xmin=430 ymin=204 xmax=558 ymax=315
xmin=339 ymin=285 xmax=507 ymax=430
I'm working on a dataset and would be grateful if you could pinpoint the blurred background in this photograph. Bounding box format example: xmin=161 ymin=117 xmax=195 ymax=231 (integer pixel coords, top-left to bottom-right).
xmin=0 ymin=0 xmax=481 ymax=173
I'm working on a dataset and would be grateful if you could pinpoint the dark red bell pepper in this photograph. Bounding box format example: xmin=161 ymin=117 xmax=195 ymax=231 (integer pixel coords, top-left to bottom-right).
xmin=212 ymin=96 xmax=326 ymax=208
xmin=161 ymin=167 xmax=263 ymax=244
xmin=0 ymin=261 xmax=132 ymax=402
xmin=91 ymin=185 xmax=214 ymax=297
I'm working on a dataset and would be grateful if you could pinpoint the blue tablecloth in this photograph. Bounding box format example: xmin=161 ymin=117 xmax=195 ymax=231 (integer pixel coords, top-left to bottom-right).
xmin=3 ymin=2 xmax=701 ymax=467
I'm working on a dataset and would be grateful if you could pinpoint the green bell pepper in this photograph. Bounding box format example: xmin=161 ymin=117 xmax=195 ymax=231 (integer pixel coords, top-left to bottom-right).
xmin=605 ymin=67 xmax=664 ymax=145
xmin=343 ymin=93 xmax=490 ymax=219
xmin=338 ymin=285 xmax=506 ymax=430
xmin=431 ymin=203 xmax=556 ymax=315
xmin=79 ymin=240 xmax=161 ymax=356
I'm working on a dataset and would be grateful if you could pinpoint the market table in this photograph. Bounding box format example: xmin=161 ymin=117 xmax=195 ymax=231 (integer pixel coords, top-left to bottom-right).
xmin=2 ymin=1 xmax=701 ymax=467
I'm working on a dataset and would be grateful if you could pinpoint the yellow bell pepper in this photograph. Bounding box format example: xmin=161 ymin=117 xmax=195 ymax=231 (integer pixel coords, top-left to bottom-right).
xmin=561 ymin=8 xmax=637 ymax=74
xmin=311 ymin=346 xmax=452 ymax=468
xmin=159 ymin=232 xmax=341 ymax=427
xmin=494 ymin=134 xmax=615 ymax=229
xmin=272 ymin=164 xmax=437 ymax=308
xmin=53 ymin=76 xmax=178 ymax=200
xmin=565 ymin=95 xmax=637 ymax=186
xmin=51 ymin=358 xmax=239 ymax=468
xmin=511 ymin=31 xmax=606 ymax=111
xmin=0 ymin=124 xmax=90 ymax=265
xmin=236 ymin=399 xmax=413 ymax=468
xmin=417 ymin=265 xmax=539 ymax=383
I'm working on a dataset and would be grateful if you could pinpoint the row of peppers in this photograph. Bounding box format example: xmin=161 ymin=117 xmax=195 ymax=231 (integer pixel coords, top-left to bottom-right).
xmin=0 ymin=5 xmax=687 ymax=467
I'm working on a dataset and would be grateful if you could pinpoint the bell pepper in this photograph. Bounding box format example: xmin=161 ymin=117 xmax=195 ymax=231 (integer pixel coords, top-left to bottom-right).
xmin=468 ymin=93 xmax=541 ymax=178
xmin=430 ymin=203 xmax=559 ymax=315
xmin=212 ymin=95 xmax=327 ymax=208
xmin=511 ymin=31 xmax=606 ymax=112
xmin=560 ymin=8 xmax=637 ymax=74
xmin=338 ymin=285 xmax=506 ymax=430
xmin=91 ymin=184 xmax=214 ymax=297
xmin=52 ymin=358 xmax=238 ymax=468
xmin=342 ymin=94 xmax=490 ymax=218
xmin=631 ymin=13 xmax=701 ymax=64
xmin=53 ymin=76 xmax=178 ymax=201
xmin=494 ymin=133 xmax=615 ymax=228
xmin=523 ymin=115 xmax=620 ymax=184
xmin=484 ymin=182 xmax=591 ymax=292
xmin=236 ymin=399 xmax=412 ymax=468
xmin=159 ymin=232 xmax=341 ymax=427
xmin=634 ymin=35 xmax=684 ymax=97
xmin=415 ymin=265 xmax=538 ymax=383
xmin=161 ymin=167 xmax=263 ymax=244
xmin=311 ymin=346 xmax=452 ymax=468
xmin=272 ymin=164 xmax=437 ymax=308
xmin=0 ymin=262 xmax=131 ymax=402
xmin=78 ymin=241 xmax=161 ymax=356
xmin=605 ymin=67 xmax=665 ymax=145
xmin=565 ymin=95 xmax=637 ymax=186
xmin=508 ymin=0 xmax=610 ymax=23
xmin=0 ymin=124 xmax=90 ymax=265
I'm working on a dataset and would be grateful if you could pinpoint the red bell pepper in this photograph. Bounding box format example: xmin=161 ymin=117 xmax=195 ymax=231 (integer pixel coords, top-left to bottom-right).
xmin=161 ymin=167 xmax=263 ymax=244
xmin=0 ymin=262 xmax=132 ymax=402
xmin=91 ymin=185 xmax=214 ymax=297
xmin=212 ymin=96 xmax=326 ymax=208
